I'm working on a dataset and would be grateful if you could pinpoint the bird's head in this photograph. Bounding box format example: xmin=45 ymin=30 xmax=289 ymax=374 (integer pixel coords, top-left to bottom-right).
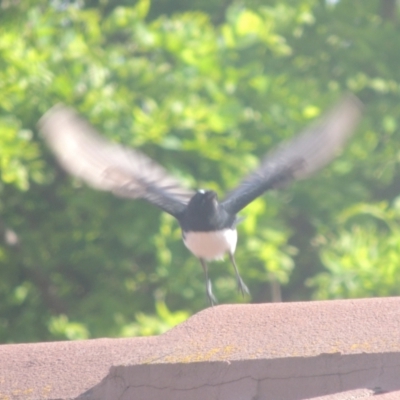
xmin=180 ymin=189 xmax=231 ymax=231
xmin=187 ymin=190 xmax=218 ymax=213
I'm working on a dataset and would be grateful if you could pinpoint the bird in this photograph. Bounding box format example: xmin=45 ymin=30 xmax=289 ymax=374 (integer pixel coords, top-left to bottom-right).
xmin=39 ymin=95 xmax=362 ymax=305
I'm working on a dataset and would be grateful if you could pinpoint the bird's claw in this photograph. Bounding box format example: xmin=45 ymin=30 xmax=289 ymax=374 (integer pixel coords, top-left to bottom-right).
xmin=237 ymin=277 xmax=250 ymax=297
xmin=206 ymin=280 xmax=218 ymax=306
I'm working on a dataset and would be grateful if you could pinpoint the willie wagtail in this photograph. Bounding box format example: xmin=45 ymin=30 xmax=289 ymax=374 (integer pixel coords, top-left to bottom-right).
xmin=39 ymin=95 xmax=362 ymax=305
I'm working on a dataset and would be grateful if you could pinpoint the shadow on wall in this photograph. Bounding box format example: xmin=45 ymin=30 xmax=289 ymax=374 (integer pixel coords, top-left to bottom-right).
xmin=79 ymin=352 xmax=400 ymax=400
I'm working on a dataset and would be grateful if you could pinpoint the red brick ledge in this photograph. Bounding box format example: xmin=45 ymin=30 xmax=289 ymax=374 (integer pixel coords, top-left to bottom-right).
xmin=1 ymin=297 xmax=400 ymax=400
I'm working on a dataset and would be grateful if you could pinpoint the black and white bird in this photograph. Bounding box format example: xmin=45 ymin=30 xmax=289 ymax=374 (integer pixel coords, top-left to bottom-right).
xmin=39 ymin=95 xmax=362 ymax=305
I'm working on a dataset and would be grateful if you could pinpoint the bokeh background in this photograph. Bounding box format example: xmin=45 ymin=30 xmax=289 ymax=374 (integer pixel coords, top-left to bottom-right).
xmin=1 ymin=0 xmax=400 ymax=343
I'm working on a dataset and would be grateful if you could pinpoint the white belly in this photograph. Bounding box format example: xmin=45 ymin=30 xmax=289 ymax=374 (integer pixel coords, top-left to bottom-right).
xmin=183 ymin=229 xmax=237 ymax=261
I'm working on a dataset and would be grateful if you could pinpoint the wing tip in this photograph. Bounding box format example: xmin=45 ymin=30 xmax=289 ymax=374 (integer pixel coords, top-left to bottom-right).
xmin=38 ymin=104 xmax=75 ymax=138
xmin=337 ymin=92 xmax=364 ymax=120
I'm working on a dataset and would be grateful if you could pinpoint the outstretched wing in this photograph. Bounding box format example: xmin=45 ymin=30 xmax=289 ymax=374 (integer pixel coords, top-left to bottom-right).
xmin=39 ymin=105 xmax=193 ymax=218
xmin=221 ymin=94 xmax=363 ymax=215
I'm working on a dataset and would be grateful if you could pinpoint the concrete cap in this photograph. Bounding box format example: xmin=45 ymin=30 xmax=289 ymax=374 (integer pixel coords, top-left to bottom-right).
xmin=0 ymin=297 xmax=399 ymax=399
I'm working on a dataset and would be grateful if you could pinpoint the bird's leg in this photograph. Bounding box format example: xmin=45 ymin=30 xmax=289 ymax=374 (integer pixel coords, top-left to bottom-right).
xmin=200 ymin=258 xmax=217 ymax=306
xmin=229 ymin=252 xmax=250 ymax=297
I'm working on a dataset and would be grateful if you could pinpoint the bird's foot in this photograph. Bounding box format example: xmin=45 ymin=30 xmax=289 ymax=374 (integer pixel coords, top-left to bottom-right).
xmin=206 ymin=280 xmax=218 ymax=306
xmin=237 ymin=276 xmax=250 ymax=298
xmin=228 ymin=252 xmax=250 ymax=298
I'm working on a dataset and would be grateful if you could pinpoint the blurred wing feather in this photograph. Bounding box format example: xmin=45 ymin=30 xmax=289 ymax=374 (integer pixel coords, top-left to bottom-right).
xmin=221 ymin=95 xmax=363 ymax=215
xmin=39 ymin=105 xmax=193 ymax=218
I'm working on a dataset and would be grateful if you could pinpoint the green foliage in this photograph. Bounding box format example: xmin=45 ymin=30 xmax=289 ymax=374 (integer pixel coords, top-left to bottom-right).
xmin=309 ymin=200 xmax=400 ymax=299
xmin=120 ymin=298 xmax=190 ymax=336
xmin=0 ymin=0 xmax=400 ymax=342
